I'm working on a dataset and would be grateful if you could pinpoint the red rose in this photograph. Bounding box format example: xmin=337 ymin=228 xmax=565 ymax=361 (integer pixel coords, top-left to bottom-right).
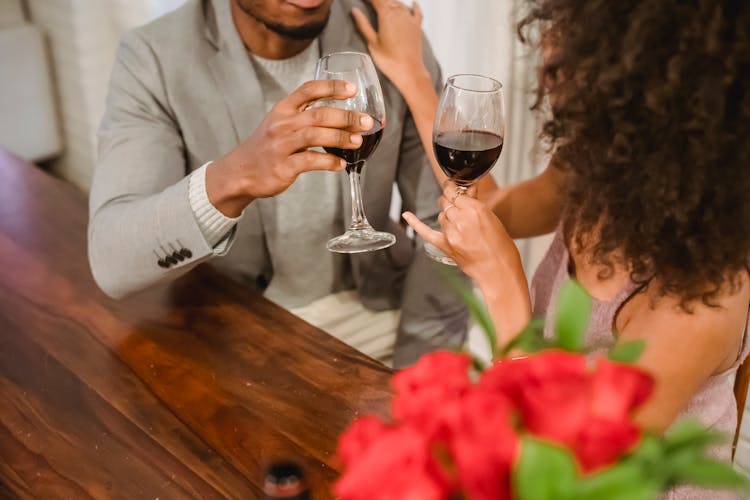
xmin=481 ymin=352 xmax=590 ymax=444
xmin=392 ymin=351 xmax=472 ymax=441
xmin=336 ymin=347 xmax=656 ymax=500
xmin=338 ymin=416 xmax=392 ymax=469
xmin=480 ymin=352 xmax=588 ymax=403
xmin=575 ymin=357 xmax=653 ymax=471
xmin=589 ymin=357 xmax=653 ymax=421
xmin=447 ymin=390 xmax=519 ymax=500
xmin=574 ymin=417 xmax=642 ymax=471
xmin=479 ymin=352 xmax=653 ymax=472
xmin=335 ymin=424 xmax=451 ymax=500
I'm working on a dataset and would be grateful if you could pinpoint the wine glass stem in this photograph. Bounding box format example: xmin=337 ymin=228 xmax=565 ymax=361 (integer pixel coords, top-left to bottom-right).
xmin=348 ymin=161 xmax=371 ymax=231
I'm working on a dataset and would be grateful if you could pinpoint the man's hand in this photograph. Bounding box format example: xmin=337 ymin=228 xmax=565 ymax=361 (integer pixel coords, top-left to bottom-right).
xmin=206 ymin=80 xmax=375 ymax=217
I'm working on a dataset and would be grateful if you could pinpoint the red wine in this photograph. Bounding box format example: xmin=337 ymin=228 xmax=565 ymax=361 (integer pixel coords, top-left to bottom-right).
xmin=325 ymin=119 xmax=383 ymax=173
xmin=433 ymin=130 xmax=503 ymax=185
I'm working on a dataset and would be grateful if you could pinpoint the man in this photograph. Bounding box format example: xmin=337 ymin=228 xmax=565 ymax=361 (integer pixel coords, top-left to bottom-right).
xmin=88 ymin=0 xmax=467 ymax=367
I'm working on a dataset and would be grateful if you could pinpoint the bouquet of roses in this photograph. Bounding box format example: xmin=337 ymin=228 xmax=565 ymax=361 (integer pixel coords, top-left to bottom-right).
xmin=334 ymin=280 xmax=747 ymax=499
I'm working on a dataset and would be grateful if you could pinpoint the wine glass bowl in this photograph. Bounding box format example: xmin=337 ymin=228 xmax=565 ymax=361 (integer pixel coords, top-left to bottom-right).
xmin=315 ymin=51 xmax=395 ymax=253
xmin=428 ymin=74 xmax=505 ymax=265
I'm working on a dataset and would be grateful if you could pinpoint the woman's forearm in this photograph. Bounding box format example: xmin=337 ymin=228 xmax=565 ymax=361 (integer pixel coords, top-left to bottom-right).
xmin=397 ymin=70 xmax=446 ymax=184
xmin=474 ymin=255 xmax=532 ymax=349
xmin=487 ymin=164 xmax=565 ymax=239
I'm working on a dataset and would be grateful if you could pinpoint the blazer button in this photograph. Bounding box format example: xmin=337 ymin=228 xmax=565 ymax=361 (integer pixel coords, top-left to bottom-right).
xmin=157 ymin=259 xmax=169 ymax=268
xmin=256 ymin=274 xmax=269 ymax=289
xmin=180 ymin=248 xmax=193 ymax=259
xmin=165 ymin=255 xmax=178 ymax=266
xmin=173 ymin=251 xmax=185 ymax=262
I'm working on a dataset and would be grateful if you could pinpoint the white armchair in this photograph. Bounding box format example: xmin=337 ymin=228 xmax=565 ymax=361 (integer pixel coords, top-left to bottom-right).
xmin=21 ymin=0 xmax=186 ymax=190
xmin=0 ymin=0 xmax=62 ymax=162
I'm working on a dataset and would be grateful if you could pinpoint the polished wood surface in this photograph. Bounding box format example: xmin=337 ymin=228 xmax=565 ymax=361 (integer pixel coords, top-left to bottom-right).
xmin=0 ymin=149 xmax=393 ymax=498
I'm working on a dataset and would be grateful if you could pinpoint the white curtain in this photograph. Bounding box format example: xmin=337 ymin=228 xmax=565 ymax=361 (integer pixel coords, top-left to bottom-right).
xmin=110 ymin=0 xmax=187 ymax=32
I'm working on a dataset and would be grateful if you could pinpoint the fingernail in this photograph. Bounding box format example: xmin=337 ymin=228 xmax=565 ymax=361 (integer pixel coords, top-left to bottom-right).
xmin=360 ymin=115 xmax=373 ymax=128
xmin=351 ymin=134 xmax=363 ymax=145
xmin=346 ymin=82 xmax=357 ymax=93
xmin=339 ymin=159 xmax=347 ymax=168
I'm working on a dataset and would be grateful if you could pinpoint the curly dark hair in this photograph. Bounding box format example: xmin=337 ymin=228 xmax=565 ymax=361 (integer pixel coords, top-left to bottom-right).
xmin=520 ymin=0 xmax=750 ymax=306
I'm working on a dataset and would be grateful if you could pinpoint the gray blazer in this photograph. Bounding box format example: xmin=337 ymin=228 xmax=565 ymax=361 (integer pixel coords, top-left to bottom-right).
xmin=89 ymin=0 xmax=468 ymax=366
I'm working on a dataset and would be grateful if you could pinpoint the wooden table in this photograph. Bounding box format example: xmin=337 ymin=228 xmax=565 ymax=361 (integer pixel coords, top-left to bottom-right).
xmin=0 ymin=149 xmax=393 ymax=499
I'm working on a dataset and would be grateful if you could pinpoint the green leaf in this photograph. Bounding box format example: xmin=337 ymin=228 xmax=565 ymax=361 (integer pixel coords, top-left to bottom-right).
xmin=655 ymin=421 xmax=744 ymax=491
xmin=514 ymin=437 xmax=578 ymax=500
xmin=672 ymin=458 xmax=747 ymax=489
xmin=607 ymin=340 xmax=646 ymax=363
xmin=501 ymin=317 xmax=551 ymax=356
xmin=448 ymin=346 xmax=488 ymax=373
xmin=554 ymin=279 xmax=591 ymax=352
xmin=469 ymin=353 xmax=488 ymax=372
xmin=569 ymin=463 xmax=659 ymax=500
xmin=627 ymin=435 xmax=685 ymax=488
xmin=441 ymin=269 xmax=498 ymax=356
xmin=664 ymin=420 xmax=727 ymax=453
xmin=664 ymin=420 xmax=708 ymax=442
xmin=627 ymin=435 xmax=664 ymax=467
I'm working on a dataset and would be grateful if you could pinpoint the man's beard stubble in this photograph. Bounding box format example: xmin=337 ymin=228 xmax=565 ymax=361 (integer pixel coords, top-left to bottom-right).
xmin=264 ymin=17 xmax=329 ymax=40
xmin=236 ymin=1 xmax=330 ymax=41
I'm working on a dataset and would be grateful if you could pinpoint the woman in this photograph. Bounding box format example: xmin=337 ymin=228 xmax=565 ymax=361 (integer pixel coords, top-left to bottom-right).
xmin=354 ymin=0 xmax=750 ymax=496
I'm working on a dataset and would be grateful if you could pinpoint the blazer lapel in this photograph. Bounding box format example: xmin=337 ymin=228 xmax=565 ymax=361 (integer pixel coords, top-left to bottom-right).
xmin=319 ymin=0 xmax=358 ymax=54
xmin=205 ymin=0 xmax=266 ymax=143
xmin=205 ymin=0 xmax=274 ymax=269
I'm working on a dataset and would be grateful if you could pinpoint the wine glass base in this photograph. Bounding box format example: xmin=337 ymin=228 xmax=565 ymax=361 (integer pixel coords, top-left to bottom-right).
xmin=425 ymin=242 xmax=458 ymax=266
xmin=327 ymin=229 xmax=396 ymax=254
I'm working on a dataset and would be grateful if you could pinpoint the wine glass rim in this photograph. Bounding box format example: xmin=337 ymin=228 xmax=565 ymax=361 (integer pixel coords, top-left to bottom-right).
xmin=318 ymin=51 xmax=371 ymax=61
xmin=447 ymin=74 xmax=503 ymax=93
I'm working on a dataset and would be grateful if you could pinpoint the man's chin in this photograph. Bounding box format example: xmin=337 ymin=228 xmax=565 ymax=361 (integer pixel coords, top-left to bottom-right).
xmin=264 ymin=17 xmax=329 ymax=40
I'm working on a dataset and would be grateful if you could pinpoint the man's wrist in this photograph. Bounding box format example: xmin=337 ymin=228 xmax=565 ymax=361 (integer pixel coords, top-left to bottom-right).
xmin=188 ymin=162 xmax=241 ymax=248
xmin=205 ymin=156 xmax=254 ymax=218
xmin=474 ymin=255 xmax=532 ymax=341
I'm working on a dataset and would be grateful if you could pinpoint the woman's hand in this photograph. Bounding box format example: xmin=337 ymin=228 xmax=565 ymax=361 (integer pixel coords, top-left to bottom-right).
xmin=402 ymin=188 xmax=532 ymax=342
xmin=403 ymin=188 xmax=520 ymax=280
xmin=352 ymin=0 xmax=429 ymax=91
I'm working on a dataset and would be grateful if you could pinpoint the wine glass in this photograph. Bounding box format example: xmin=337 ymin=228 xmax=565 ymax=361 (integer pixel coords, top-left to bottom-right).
xmin=315 ymin=52 xmax=396 ymax=253
xmin=426 ymin=74 xmax=505 ymax=265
